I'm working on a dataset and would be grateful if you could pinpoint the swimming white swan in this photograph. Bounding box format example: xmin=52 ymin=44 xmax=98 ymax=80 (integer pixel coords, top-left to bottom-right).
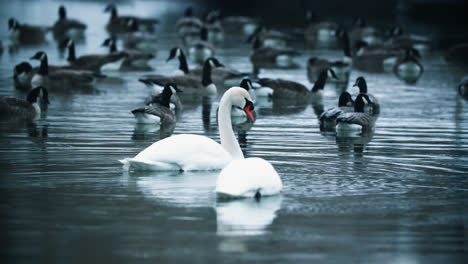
xmin=119 ymin=87 xmax=255 ymax=171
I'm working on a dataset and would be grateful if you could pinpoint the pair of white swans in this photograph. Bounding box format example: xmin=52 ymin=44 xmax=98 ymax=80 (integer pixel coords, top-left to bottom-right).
xmin=120 ymin=87 xmax=282 ymax=198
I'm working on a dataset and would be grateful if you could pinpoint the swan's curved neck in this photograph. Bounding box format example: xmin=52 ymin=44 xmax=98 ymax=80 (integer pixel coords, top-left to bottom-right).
xmin=218 ymin=94 xmax=244 ymax=160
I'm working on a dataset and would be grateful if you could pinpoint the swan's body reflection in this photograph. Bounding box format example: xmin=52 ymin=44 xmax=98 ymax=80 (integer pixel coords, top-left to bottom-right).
xmin=216 ymin=196 xmax=282 ymax=237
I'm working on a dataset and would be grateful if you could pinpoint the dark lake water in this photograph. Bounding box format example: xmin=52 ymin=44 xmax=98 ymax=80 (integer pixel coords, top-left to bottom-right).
xmin=1 ymin=0 xmax=467 ymax=263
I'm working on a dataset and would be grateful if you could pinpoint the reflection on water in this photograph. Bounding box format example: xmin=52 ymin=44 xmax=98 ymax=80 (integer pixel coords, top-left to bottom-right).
xmin=1 ymin=0 xmax=468 ymax=262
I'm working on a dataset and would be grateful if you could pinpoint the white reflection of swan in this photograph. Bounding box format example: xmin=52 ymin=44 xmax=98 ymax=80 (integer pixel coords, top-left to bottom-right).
xmin=125 ymin=170 xmax=219 ymax=207
xmin=216 ymin=196 xmax=282 ymax=237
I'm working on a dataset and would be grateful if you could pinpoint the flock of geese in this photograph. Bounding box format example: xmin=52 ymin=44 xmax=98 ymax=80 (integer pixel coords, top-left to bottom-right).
xmin=1 ymin=4 xmax=468 ymax=199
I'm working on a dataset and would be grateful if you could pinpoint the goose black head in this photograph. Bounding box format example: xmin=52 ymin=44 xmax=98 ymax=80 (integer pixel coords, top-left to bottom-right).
xmin=30 ymin=51 xmax=47 ymax=61
xmin=8 ymin=18 xmax=19 ymax=30
xmin=58 ymin=6 xmax=67 ymax=20
xmin=102 ymin=38 xmax=117 ymax=52
xmin=353 ymin=76 xmax=367 ymax=93
xmin=14 ymin=62 xmax=33 ymax=76
xmin=104 ymin=4 xmax=116 ymax=13
xmin=338 ymin=92 xmax=354 ymax=107
xmin=240 ymin=79 xmax=253 ymax=91
xmin=27 ymin=86 xmax=49 ymax=105
xmin=167 ymin=47 xmax=182 ymax=62
xmin=208 ymin=57 xmax=224 ymax=68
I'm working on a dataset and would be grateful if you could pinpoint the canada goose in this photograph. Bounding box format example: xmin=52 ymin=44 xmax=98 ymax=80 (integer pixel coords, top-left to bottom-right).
xmin=319 ymin=92 xmax=354 ymax=131
xmin=457 ymin=76 xmax=468 ymax=99
xmin=139 ymin=57 xmax=217 ymax=95
xmin=304 ymin=10 xmax=339 ymax=43
xmin=29 ymin=51 xmax=104 ymax=90
xmin=221 ymin=16 xmax=257 ymax=36
xmin=132 ymin=83 xmax=181 ymax=124
xmin=336 ymin=93 xmax=375 ymax=136
xmin=308 ymin=30 xmax=352 ymax=83
xmin=64 ymin=39 xmax=127 ymax=73
xmin=250 ymin=37 xmax=300 ymax=74
xmin=352 ymin=76 xmax=380 ymax=115
xmin=446 ymin=43 xmax=468 ymax=66
xmin=176 ymin=7 xmax=203 ymax=36
xmin=247 ymin=24 xmax=292 ymax=49
xmin=0 ymin=86 xmax=49 ymax=120
xmin=122 ymin=19 xmax=158 ymax=52
xmin=104 ymin=4 xmax=159 ymax=35
xmin=187 ymin=27 xmax=215 ymax=64
xmin=393 ymin=48 xmax=424 ymax=83
xmin=102 ymin=38 xmax=154 ymax=69
xmin=145 ymin=85 xmax=183 ymax=114
xmin=52 ymin=5 xmax=87 ymax=41
xmin=8 ymin=18 xmax=48 ymax=45
xmin=257 ymin=68 xmax=337 ymax=99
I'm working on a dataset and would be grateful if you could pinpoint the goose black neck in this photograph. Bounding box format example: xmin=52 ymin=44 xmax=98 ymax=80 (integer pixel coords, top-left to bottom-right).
xmin=178 ymin=52 xmax=189 ymax=74
xmin=27 ymin=87 xmax=48 ymax=104
xmin=312 ymin=69 xmax=328 ymax=92
xmin=354 ymin=95 xmax=366 ymax=113
xmin=201 ymin=60 xmax=213 ymax=86
xmin=160 ymin=88 xmax=172 ymax=108
xmin=67 ymin=42 xmax=76 ymax=62
xmin=59 ymin=7 xmax=66 ymax=20
xmin=39 ymin=56 xmax=48 ymax=76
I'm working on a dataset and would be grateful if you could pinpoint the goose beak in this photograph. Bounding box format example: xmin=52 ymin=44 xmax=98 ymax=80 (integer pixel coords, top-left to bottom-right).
xmin=244 ymin=99 xmax=255 ymax=122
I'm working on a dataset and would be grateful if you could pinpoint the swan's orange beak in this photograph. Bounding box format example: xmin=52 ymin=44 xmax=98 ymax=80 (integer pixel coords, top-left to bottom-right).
xmin=244 ymin=100 xmax=255 ymax=122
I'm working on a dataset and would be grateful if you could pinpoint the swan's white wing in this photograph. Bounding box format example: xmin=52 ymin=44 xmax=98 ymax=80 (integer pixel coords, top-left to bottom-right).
xmin=121 ymin=134 xmax=232 ymax=171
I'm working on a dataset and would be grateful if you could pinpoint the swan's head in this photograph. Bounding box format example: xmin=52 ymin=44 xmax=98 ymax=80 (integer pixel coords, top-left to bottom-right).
xmin=227 ymin=87 xmax=255 ymax=122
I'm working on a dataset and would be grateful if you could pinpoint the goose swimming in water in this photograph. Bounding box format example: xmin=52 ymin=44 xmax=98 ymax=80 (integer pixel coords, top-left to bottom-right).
xmin=139 ymin=57 xmax=217 ymax=95
xmin=8 ymin=18 xmax=48 ymax=45
xmin=102 ymin=37 xmax=155 ymax=69
xmin=63 ymin=39 xmax=128 ymax=73
xmin=336 ymin=93 xmax=375 ymax=136
xmin=250 ymin=36 xmax=300 ymax=74
xmin=29 ymin=51 xmax=106 ymax=90
xmin=187 ymin=27 xmax=215 ymax=64
xmin=319 ymin=92 xmax=354 ymax=131
xmin=104 ymin=4 xmax=159 ymax=35
xmin=0 ymin=86 xmax=49 ymax=120
xmin=131 ymin=83 xmax=181 ymax=124
xmin=352 ymin=76 xmax=380 ymax=115
xmin=257 ymin=68 xmax=337 ymax=99
xmin=393 ymin=48 xmax=424 ymax=83
xmin=52 ymin=5 xmax=87 ymax=41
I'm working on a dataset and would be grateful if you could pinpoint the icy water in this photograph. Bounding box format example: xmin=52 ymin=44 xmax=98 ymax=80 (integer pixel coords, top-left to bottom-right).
xmin=1 ymin=1 xmax=467 ymax=263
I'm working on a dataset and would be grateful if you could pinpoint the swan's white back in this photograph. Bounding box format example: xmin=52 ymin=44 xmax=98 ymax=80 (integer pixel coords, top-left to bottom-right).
xmin=120 ymin=134 xmax=231 ymax=171
xmin=216 ymin=157 xmax=283 ymax=197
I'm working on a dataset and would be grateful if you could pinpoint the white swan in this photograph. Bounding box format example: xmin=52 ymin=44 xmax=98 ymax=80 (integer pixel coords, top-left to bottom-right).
xmin=119 ymin=87 xmax=255 ymax=171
